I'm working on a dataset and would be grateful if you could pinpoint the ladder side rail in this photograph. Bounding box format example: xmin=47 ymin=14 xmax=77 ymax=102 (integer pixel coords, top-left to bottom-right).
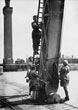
xmin=37 ymin=0 xmax=41 ymax=23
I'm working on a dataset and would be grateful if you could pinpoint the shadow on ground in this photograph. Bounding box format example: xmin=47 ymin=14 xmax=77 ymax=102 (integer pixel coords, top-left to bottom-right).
xmin=0 ymin=94 xmax=59 ymax=109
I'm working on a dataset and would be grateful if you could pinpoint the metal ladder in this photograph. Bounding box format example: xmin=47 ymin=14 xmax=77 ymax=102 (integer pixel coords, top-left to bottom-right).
xmin=37 ymin=0 xmax=44 ymax=25
xmin=33 ymin=0 xmax=44 ymax=63
xmin=37 ymin=0 xmax=44 ymax=58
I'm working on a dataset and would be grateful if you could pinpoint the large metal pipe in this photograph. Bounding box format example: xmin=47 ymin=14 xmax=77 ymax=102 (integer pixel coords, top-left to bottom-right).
xmin=40 ymin=0 xmax=65 ymax=97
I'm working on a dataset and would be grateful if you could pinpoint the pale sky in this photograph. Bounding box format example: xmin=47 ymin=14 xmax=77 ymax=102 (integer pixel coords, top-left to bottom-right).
xmin=0 ymin=0 xmax=78 ymax=63
xmin=61 ymin=0 xmax=78 ymax=58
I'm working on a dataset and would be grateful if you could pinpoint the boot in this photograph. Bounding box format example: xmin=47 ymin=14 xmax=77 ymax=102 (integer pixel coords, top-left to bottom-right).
xmin=64 ymin=96 xmax=69 ymax=101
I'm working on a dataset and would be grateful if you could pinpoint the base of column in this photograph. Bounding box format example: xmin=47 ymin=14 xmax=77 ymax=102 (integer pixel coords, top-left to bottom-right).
xmin=3 ymin=58 xmax=13 ymax=64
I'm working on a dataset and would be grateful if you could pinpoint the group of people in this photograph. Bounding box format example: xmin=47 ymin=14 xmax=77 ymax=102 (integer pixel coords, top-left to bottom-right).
xmin=25 ymin=59 xmax=70 ymax=102
xmin=25 ymin=56 xmax=42 ymax=99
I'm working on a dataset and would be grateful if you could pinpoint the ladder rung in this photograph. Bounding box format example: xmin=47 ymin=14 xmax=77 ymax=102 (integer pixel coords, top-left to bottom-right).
xmin=39 ymin=45 xmax=41 ymax=47
xmin=44 ymin=14 xmax=49 ymax=17
xmin=39 ymin=12 xmax=43 ymax=13
xmin=39 ymin=17 xmax=42 ymax=18
xmin=38 ymin=22 xmax=42 ymax=23
xmin=40 ymin=2 xmax=43 ymax=4
xmin=40 ymin=7 xmax=43 ymax=8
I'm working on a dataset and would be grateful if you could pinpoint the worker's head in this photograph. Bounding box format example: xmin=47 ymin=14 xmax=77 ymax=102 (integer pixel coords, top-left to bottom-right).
xmin=31 ymin=64 xmax=36 ymax=70
xmin=63 ymin=60 xmax=68 ymax=66
xmin=33 ymin=15 xmax=37 ymax=21
xmin=29 ymin=56 xmax=33 ymax=62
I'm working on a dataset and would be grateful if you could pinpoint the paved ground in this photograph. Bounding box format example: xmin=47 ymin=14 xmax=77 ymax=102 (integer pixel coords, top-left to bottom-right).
xmin=0 ymin=71 xmax=78 ymax=110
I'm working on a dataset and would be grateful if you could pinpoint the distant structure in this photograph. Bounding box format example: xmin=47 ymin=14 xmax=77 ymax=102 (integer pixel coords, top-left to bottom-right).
xmin=3 ymin=0 xmax=13 ymax=64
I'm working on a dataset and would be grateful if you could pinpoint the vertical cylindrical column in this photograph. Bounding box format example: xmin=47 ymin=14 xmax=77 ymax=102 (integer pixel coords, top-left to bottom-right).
xmin=3 ymin=6 xmax=13 ymax=64
xmin=47 ymin=0 xmax=64 ymax=59
xmin=40 ymin=0 xmax=65 ymax=97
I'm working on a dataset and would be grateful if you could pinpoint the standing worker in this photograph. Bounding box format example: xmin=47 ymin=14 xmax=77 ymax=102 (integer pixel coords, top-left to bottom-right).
xmin=28 ymin=64 xmax=40 ymax=99
xmin=59 ymin=60 xmax=70 ymax=102
xmin=31 ymin=15 xmax=41 ymax=55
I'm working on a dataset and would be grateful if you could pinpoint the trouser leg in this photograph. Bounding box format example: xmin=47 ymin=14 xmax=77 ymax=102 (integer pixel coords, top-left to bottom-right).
xmin=63 ymin=86 xmax=69 ymax=99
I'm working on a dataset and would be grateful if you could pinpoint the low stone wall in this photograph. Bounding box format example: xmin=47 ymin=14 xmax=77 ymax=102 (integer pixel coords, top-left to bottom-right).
xmin=69 ymin=64 xmax=78 ymax=71
xmin=3 ymin=64 xmax=27 ymax=72
xmin=0 ymin=66 xmax=3 ymax=74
